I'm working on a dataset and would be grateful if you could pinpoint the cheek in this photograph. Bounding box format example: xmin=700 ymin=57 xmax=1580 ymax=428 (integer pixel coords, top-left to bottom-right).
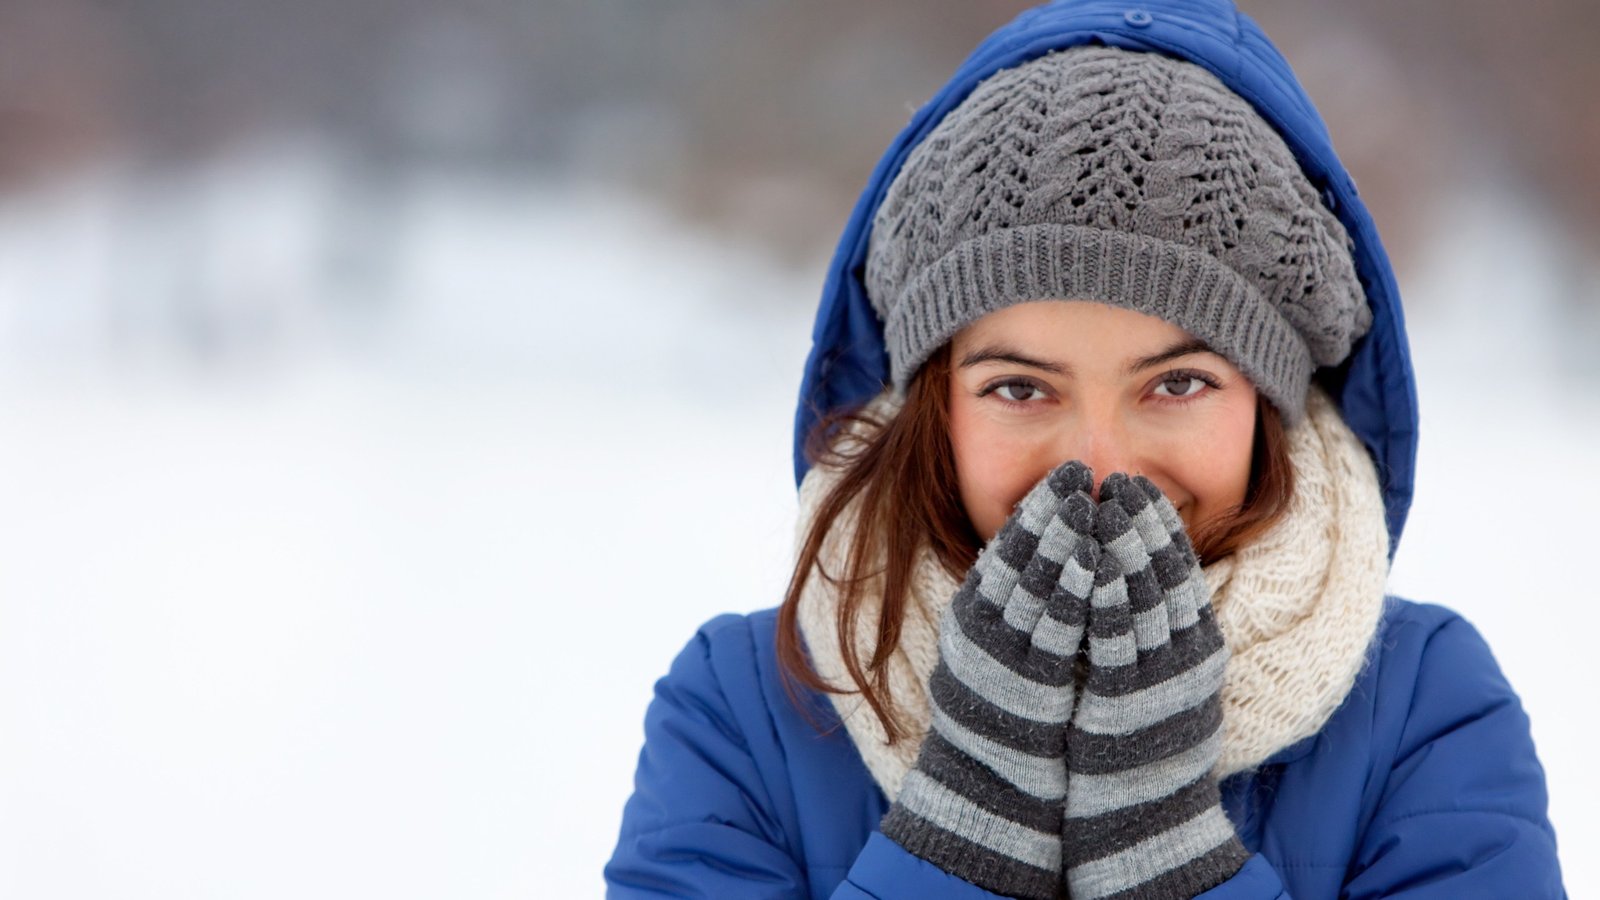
xmin=1171 ymin=401 xmax=1257 ymax=526
xmin=948 ymin=400 xmax=1052 ymax=542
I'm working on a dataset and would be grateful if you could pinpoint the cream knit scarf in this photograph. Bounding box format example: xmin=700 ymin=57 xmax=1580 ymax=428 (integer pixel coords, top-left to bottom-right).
xmin=795 ymin=387 xmax=1391 ymax=799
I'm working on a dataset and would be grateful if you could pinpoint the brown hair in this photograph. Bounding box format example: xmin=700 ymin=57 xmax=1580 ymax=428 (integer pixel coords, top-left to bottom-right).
xmin=775 ymin=343 xmax=1296 ymax=743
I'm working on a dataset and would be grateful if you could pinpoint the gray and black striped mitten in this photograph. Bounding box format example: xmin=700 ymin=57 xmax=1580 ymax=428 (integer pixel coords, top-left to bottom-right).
xmin=1063 ymin=473 xmax=1249 ymax=900
xmin=881 ymin=460 xmax=1100 ymax=900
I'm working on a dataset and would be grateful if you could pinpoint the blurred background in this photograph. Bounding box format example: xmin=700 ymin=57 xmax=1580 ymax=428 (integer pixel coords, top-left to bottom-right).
xmin=0 ymin=1 xmax=1596 ymax=897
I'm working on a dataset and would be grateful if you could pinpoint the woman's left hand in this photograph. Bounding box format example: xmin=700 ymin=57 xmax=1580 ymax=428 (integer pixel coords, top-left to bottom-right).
xmin=1062 ymin=473 xmax=1250 ymax=900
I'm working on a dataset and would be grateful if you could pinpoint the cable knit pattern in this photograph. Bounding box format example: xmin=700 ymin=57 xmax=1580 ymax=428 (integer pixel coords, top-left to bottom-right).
xmin=794 ymin=386 xmax=1390 ymax=798
xmin=864 ymin=46 xmax=1371 ymax=422
xmin=1202 ymin=388 xmax=1392 ymax=775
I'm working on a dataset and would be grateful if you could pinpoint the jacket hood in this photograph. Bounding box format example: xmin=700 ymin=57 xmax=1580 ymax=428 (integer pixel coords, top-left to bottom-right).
xmin=791 ymin=0 xmax=1419 ymax=556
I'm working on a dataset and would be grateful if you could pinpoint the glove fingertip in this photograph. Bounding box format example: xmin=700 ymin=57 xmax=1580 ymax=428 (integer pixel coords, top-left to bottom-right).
xmin=1116 ymin=475 xmax=1154 ymax=516
xmin=1048 ymin=459 xmax=1094 ymax=497
xmin=1055 ymin=536 xmax=1099 ymax=605
xmin=1015 ymin=474 xmax=1062 ymax=518
xmin=1093 ymin=493 xmax=1133 ymax=545
xmin=1098 ymin=471 xmax=1130 ymax=503
xmin=1063 ymin=490 xmax=1096 ymax=534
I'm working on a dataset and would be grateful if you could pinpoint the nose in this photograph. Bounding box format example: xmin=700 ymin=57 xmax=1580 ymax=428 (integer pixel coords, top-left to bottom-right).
xmin=1059 ymin=408 xmax=1136 ymax=501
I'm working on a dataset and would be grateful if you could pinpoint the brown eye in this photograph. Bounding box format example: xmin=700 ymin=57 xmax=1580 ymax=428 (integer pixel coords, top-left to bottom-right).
xmin=994 ymin=382 xmax=1045 ymax=403
xmin=1154 ymin=376 xmax=1206 ymax=398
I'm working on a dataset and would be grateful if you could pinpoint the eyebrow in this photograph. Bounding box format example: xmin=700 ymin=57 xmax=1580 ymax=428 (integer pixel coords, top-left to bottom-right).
xmin=1126 ymin=338 xmax=1216 ymax=374
xmin=956 ymin=337 xmax=1217 ymax=376
xmin=957 ymin=345 xmax=1069 ymax=374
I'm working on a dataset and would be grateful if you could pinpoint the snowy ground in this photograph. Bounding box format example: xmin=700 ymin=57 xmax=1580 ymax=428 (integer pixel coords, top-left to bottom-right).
xmin=0 ymin=161 xmax=1593 ymax=897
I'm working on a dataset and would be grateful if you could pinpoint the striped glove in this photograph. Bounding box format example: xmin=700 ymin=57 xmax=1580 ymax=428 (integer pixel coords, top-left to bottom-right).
xmin=1062 ymin=473 xmax=1250 ymax=900
xmin=881 ymin=460 xmax=1100 ymax=900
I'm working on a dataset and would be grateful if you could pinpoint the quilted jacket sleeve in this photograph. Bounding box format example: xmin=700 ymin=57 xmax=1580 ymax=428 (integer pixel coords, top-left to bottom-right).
xmin=1339 ymin=607 xmax=1566 ymax=898
xmin=1173 ymin=605 xmax=1563 ymax=900
xmin=604 ymin=615 xmax=1010 ymax=899
xmin=604 ymin=615 xmax=808 ymax=898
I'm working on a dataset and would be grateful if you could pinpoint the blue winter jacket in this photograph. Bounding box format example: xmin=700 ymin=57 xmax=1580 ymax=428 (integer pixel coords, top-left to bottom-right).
xmin=607 ymin=602 xmax=1559 ymax=899
xmin=607 ymin=1 xmax=1565 ymax=896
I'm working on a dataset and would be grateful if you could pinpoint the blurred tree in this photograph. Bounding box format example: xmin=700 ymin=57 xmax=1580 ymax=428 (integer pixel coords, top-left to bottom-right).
xmin=0 ymin=0 xmax=133 ymax=189
xmin=1 ymin=0 xmax=1594 ymax=283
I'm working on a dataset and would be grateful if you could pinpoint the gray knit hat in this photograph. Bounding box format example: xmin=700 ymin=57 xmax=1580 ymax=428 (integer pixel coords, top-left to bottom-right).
xmin=865 ymin=45 xmax=1371 ymax=423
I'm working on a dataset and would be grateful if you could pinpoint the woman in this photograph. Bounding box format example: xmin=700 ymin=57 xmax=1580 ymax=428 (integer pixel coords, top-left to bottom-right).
xmin=606 ymin=1 xmax=1566 ymax=897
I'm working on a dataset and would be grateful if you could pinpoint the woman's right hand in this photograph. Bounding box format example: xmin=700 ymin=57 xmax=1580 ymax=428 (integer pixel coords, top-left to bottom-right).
xmin=879 ymin=460 xmax=1099 ymax=900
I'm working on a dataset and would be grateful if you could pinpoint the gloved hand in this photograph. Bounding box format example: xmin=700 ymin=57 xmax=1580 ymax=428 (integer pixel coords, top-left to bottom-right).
xmin=881 ymin=460 xmax=1100 ymax=900
xmin=1062 ymin=473 xmax=1249 ymax=899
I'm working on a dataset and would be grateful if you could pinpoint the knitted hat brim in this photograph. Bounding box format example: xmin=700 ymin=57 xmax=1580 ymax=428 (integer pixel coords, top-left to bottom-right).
xmin=885 ymin=223 xmax=1315 ymax=422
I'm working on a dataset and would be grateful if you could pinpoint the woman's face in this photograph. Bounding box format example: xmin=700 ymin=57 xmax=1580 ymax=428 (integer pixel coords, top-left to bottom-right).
xmin=947 ymin=300 xmax=1259 ymax=542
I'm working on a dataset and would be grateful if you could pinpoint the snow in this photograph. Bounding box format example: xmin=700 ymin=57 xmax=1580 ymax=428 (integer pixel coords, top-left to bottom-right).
xmin=0 ymin=157 xmax=1592 ymax=897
